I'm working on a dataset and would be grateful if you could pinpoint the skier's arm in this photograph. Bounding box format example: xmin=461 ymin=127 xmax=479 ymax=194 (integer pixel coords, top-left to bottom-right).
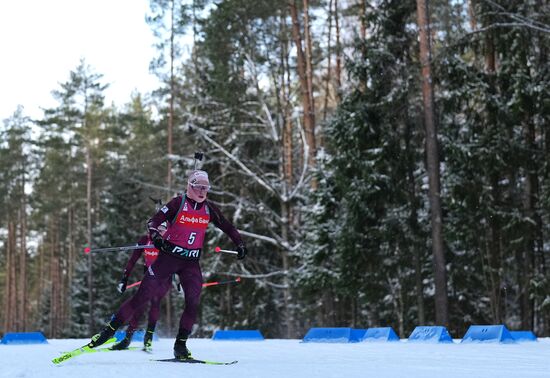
xmin=208 ymin=200 xmax=247 ymax=259
xmin=118 ymin=235 xmax=148 ymax=293
xmin=146 ymin=196 xmax=182 ymax=251
xmin=147 ymin=196 xmax=182 ymax=238
xmin=124 ymin=235 xmax=148 ymax=275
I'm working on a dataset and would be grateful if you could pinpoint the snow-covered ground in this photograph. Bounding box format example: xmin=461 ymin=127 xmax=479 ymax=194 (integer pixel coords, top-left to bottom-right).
xmin=1 ymin=337 xmax=550 ymax=378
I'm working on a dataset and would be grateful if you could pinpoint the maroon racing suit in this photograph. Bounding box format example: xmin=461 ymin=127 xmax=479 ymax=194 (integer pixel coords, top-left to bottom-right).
xmin=122 ymin=235 xmax=170 ymax=333
xmin=114 ymin=195 xmax=243 ymax=334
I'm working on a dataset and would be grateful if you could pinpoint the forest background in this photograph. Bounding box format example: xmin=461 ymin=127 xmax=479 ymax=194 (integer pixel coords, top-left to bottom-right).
xmin=1 ymin=0 xmax=549 ymax=340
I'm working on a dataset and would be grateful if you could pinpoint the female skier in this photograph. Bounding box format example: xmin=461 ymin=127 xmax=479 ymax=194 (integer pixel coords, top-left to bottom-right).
xmin=111 ymin=223 xmax=169 ymax=351
xmin=86 ymin=169 xmax=247 ymax=360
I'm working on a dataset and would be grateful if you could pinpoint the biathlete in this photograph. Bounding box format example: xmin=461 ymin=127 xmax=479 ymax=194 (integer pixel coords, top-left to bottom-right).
xmin=111 ymin=223 xmax=169 ymax=351
xmin=85 ymin=169 xmax=247 ymax=359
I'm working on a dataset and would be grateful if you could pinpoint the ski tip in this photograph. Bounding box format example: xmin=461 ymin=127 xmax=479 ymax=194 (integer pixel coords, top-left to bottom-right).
xmin=84 ymin=247 xmax=91 ymax=254
xmin=51 ymin=353 xmax=72 ymax=365
xmin=215 ymin=246 xmax=221 ymax=252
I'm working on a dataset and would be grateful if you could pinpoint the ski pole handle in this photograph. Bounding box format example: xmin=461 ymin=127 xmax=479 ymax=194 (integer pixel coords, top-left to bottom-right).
xmin=84 ymin=245 xmax=154 ymax=254
xmin=214 ymin=246 xmax=239 ymax=255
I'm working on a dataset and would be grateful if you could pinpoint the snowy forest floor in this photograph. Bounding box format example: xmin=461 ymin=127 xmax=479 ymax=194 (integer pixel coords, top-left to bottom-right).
xmin=1 ymin=337 xmax=550 ymax=378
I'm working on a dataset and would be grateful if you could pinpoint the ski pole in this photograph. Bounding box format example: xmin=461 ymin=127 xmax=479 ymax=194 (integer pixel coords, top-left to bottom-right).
xmin=126 ymin=281 xmax=143 ymax=289
xmin=84 ymin=245 xmax=154 ymax=254
xmin=128 ymin=277 xmax=242 ymax=289
xmin=202 ymin=277 xmax=242 ymax=287
xmin=214 ymin=246 xmax=239 ymax=255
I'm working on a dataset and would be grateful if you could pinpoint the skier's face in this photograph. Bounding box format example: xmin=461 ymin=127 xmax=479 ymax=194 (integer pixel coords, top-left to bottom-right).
xmin=187 ymin=178 xmax=210 ymax=203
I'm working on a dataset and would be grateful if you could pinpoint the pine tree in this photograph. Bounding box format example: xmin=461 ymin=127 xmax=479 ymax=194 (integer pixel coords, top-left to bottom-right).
xmin=435 ymin=0 xmax=550 ymax=334
xmin=0 ymin=107 xmax=34 ymax=333
xmin=35 ymin=60 xmax=113 ymax=336
xmin=301 ymin=0 xmax=429 ymax=336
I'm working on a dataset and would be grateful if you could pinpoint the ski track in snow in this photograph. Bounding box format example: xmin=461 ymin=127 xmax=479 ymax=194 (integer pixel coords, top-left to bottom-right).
xmin=1 ymin=338 xmax=550 ymax=378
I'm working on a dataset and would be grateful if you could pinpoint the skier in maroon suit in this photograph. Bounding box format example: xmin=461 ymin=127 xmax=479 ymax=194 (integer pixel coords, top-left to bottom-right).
xmin=110 ymin=223 xmax=169 ymax=351
xmin=86 ymin=170 xmax=247 ymax=359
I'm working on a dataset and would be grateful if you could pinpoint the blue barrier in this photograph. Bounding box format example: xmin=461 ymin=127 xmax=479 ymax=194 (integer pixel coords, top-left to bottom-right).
xmin=461 ymin=325 xmax=516 ymax=343
xmin=212 ymin=330 xmax=264 ymax=341
xmin=114 ymin=330 xmax=159 ymax=343
xmin=302 ymin=327 xmax=355 ymax=343
xmin=510 ymin=330 xmax=537 ymax=342
xmin=0 ymin=332 xmax=48 ymax=345
xmin=362 ymin=327 xmax=400 ymax=342
xmin=408 ymin=326 xmax=453 ymax=343
xmin=350 ymin=329 xmax=368 ymax=342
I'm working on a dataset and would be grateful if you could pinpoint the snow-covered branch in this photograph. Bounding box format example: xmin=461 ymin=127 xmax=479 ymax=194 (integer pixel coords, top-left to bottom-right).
xmin=467 ymin=22 xmax=550 ymax=35
xmin=192 ymin=124 xmax=281 ymax=199
xmin=217 ymin=270 xmax=288 ymax=279
xmin=237 ymin=229 xmax=279 ymax=246
xmin=481 ymin=0 xmax=550 ymax=34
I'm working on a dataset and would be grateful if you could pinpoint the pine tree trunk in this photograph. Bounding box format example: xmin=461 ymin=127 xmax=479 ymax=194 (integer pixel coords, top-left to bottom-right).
xmin=164 ymin=0 xmax=176 ymax=333
xmin=482 ymin=14 xmax=507 ymax=327
xmin=322 ymin=0 xmax=333 ymax=123
xmin=9 ymin=221 xmax=17 ymax=332
xmin=289 ymin=0 xmax=317 ymax=173
xmin=39 ymin=243 xmax=44 ymax=328
xmin=67 ymin=205 xmax=74 ymax=327
xmin=334 ymin=0 xmax=342 ymax=102
xmin=523 ymin=105 xmax=538 ymax=332
xmin=467 ymin=0 xmax=477 ymax=30
xmin=2 ymin=224 xmax=8 ymax=331
xmin=19 ymin=204 xmax=27 ymax=331
xmin=535 ymin=0 xmax=548 ymax=333
xmin=167 ymin=0 xmax=174 ymax=195
xmin=302 ymin=0 xmax=315 ymax=118
xmin=416 ymin=0 xmax=448 ymax=326
xmin=487 ymin=173 xmax=503 ymax=324
xmin=4 ymin=222 xmax=14 ymax=332
xmin=405 ymin=120 xmax=425 ymax=324
xmin=86 ymin=146 xmax=94 ymax=334
xmin=51 ymin=219 xmax=61 ymax=338
xmin=280 ymin=13 xmax=295 ymax=338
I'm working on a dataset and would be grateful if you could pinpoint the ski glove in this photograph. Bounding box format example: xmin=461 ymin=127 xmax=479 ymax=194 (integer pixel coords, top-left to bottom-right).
xmin=117 ymin=276 xmax=128 ymax=293
xmin=151 ymin=232 xmax=165 ymax=252
xmin=236 ymin=244 xmax=248 ymax=260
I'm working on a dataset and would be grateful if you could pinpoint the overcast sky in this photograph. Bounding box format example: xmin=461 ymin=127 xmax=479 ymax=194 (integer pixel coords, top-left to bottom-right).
xmin=0 ymin=0 xmax=161 ymax=122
